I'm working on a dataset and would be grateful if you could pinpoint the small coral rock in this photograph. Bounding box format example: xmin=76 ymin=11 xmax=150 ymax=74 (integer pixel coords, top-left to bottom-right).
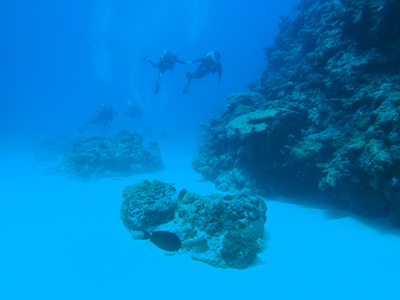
xmin=120 ymin=180 xmax=267 ymax=269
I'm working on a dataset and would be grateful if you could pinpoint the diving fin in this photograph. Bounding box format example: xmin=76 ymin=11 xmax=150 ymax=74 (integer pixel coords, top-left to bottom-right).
xmin=182 ymin=81 xmax=191 ymax=94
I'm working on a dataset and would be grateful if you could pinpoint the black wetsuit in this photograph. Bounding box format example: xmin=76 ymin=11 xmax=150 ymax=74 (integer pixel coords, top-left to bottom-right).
xmin=148 ymin=56 xmax=187 ymax=75
xmin=79 ymin=103 xmax=118 ymax=134
xmin=182 ymin=55 xmax=222 ymax=94
xmin=146 ymin=51 xmax=188 ymax=94
xmin=185 ymin=57 xmax=222 ymax=81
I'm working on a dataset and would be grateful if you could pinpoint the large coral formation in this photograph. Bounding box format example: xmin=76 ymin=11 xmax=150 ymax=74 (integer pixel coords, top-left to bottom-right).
xmin=192 ymin=0 xmax=400 ymax=226
xmin=120 ymin=179 xmax=267 ymax=269
xmin=47 ymin=129 xmax=165 ymax=180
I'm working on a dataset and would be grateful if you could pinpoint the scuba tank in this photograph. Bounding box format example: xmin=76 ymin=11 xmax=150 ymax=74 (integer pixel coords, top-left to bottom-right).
xmin=160 ymin=50 xmax=169 ymax=61
xmin=204 ymin=52 xmax=219 ymax=73
xmin=161 ymin=50 xmax=177 ymax=68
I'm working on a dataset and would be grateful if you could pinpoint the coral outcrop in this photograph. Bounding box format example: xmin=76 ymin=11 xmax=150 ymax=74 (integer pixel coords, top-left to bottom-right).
xmin=47 ymin=129 xmax=165 ymax=180
xmin=120 ymin=180 xmax=267 ymax=269
xmin=193 ymin=0 xmax=400 ymax=226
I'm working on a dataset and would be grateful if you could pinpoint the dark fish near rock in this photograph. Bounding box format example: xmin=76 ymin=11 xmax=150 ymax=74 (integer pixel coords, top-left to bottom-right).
xmin=177 ymin=188 xmax=188 ymax=201
xmin=143 ymin=230 xmax=181 ymax=252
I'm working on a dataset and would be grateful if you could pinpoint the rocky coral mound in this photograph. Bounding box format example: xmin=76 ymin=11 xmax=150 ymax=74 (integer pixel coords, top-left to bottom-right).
xmin=193 ymin=0 xmax=400 ymax=226
xmin=120 ymin=179 xmax=267 ymax=269
xmin=47 ymin=129 xmax=165 ymax=180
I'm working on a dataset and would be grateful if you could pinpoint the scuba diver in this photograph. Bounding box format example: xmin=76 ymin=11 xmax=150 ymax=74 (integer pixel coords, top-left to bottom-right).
xmin=182 ymin=51 xmax=222 ymax=94
xmin=141 ymin=50 xmax=190 ymax=94
xmin=122 ymin=100 xmax=142 ymax=121
xmin=78 ymin=101 xmax=118 ymax=134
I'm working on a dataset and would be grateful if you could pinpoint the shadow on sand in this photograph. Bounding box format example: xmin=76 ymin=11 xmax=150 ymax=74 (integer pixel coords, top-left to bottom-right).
xmin=265 ymin=192 xmax=400 ymax=237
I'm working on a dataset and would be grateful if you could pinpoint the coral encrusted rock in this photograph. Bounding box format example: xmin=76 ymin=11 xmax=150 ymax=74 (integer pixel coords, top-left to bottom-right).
xmin=120 ymin=179 xmax=267 ymax=269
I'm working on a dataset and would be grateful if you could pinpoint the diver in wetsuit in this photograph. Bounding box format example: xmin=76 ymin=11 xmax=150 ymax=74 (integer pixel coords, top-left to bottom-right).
xmin=78 ymin=101 xmax=118 ymax=134
xmin=182 ymin=51 xmax=222 ymax=94
xmin=122 ymin=100 xmax=142 ymax=121
xmin=142 ymin=50 xmax=190 ymax=94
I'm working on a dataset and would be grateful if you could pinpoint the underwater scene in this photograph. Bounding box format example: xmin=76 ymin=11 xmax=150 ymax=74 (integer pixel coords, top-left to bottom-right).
xmin=1 ymin=0 xmax=400 ymax=299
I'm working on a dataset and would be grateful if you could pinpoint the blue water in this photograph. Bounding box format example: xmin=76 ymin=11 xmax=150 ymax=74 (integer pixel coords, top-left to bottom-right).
xmin=1 ymin=1 xmax=400 ymax=300
xmin=0 ymin=0 xmax=298 ymax=142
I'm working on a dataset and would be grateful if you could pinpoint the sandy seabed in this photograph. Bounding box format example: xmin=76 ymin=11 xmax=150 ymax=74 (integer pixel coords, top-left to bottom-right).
xmin=1 ymin=146 xmax=400 ymax=300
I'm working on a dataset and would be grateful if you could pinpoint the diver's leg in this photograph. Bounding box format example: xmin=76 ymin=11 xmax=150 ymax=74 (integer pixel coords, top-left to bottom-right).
xmin=154 ymin=72 xmax=164 ymax=94
xmin=182 ymin=69 xmax=204 ymax=93
xmin=192 ymin=68 xmax=206 ymax=80
xmin=183 ymin=72 xmax=193 ymax=79
xmin=182 ymin=70 xmax=196 ymax=94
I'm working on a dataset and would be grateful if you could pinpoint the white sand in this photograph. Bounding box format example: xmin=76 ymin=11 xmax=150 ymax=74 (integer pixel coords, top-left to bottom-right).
xmin=1 ymin=147 xmax=400 ymax=300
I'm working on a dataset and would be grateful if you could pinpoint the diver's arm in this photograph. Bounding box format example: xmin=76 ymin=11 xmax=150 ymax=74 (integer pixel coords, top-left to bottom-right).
xmin=176 ymin=59 xmax=189 ymax=64
xmin=217 ymin=62 xmax=222 ymax=83
xmin=191 ymin=58 xmax=204 ymax=64
xmin=148 ymin=60 xmax=160 ymax=68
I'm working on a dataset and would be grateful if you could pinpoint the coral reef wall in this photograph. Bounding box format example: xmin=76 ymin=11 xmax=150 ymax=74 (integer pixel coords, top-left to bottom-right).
xmin=193 ymin=0 xmax=400 ymax=226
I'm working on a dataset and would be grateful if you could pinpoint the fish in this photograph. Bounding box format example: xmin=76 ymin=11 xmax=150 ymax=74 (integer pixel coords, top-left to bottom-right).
xmin=143 ymin=230 xmax=181 ymax=252
xmin=177 ymin=188 xmax=187 ymax=201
